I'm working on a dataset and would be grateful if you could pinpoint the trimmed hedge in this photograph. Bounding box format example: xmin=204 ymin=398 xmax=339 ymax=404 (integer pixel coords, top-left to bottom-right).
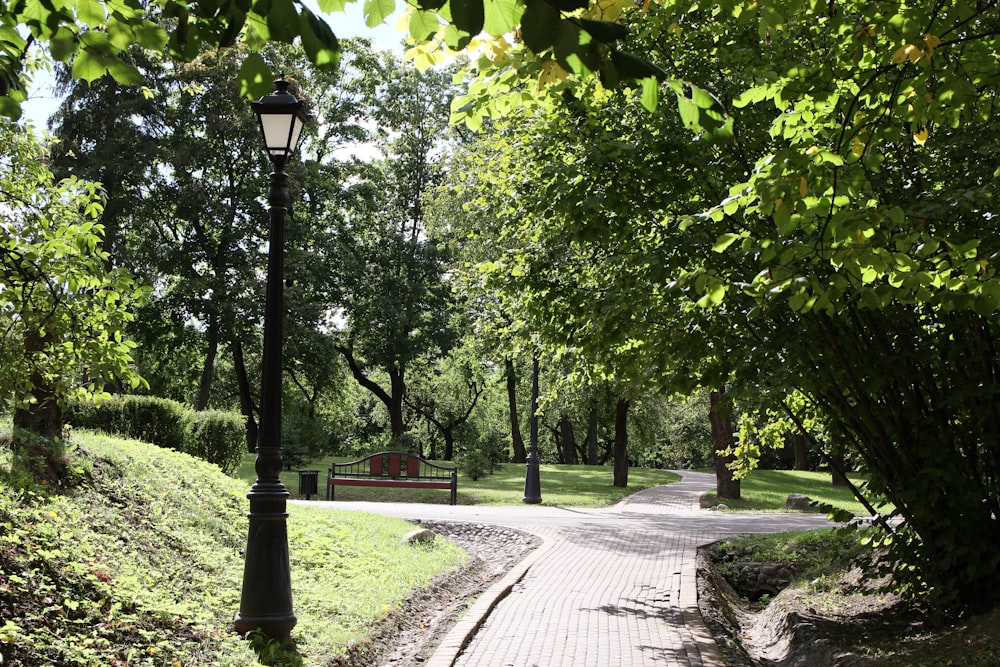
xmin=67 ymin=396 xmax=245 ymax=474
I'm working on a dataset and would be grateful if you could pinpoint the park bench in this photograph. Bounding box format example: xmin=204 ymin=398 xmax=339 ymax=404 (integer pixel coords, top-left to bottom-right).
xmin=326 ymin=451 xmax=458 ymax=505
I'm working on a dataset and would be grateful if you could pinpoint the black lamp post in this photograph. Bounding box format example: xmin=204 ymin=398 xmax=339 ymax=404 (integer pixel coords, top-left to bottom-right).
xmin=234 ymin=76 xmax=309 ymax=641
xmin=523 ymin=357 xmax=542 ymax=504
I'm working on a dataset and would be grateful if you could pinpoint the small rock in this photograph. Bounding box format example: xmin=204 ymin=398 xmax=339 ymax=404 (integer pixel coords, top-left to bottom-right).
xmin=786 ymin=493 xmax=818 ymax=511
xmin=404 ymin=528 xmax=437 ymax=545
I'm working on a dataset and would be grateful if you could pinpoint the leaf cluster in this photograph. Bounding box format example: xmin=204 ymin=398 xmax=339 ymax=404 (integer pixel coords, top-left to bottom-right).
xmin=0 ymin=121 xmax=146 ymax=417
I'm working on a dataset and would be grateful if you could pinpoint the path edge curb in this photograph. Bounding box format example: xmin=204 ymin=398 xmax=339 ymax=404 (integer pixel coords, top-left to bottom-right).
xmin=424 ymin=530 xmax=556 ymax=667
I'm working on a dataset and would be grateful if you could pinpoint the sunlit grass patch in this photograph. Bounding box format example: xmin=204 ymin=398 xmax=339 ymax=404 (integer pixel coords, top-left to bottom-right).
xmin=701 ymin=469 xmax=883 ymax=516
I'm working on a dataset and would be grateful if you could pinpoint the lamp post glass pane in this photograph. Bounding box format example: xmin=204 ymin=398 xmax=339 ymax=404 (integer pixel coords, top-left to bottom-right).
xmin=259 ymin=113 xmax=304 ymax=156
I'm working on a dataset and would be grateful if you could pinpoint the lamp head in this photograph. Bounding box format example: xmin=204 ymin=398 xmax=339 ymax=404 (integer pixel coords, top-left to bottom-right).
xmin=251 ymin=75 xmax=309 ymax=160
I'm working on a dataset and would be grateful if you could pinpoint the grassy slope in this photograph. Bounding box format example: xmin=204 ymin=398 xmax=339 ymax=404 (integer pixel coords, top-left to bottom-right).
xmin=241 ymin=454 xmax=682 ymax=507
xmin=0 ymin=431 xmax=465 ymax=666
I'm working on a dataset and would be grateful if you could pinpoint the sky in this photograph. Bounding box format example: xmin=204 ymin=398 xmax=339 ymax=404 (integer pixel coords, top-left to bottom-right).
xmin=21 ymin=1 xmax=408 ymax=129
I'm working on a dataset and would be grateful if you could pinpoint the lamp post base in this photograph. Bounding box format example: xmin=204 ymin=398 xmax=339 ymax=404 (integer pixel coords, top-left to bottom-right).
xmin=235 ymin=483 xmax=296 ymax=639
xmin=523 ymin=457 xmax=542 ymax=504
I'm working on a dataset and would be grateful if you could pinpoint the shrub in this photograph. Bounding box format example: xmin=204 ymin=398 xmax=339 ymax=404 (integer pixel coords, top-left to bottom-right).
xmin=67 ymin=396 xmax=245 ymax=474
xmin=67 ymin=395 xmax=187 ymax=451
xmin=460 ymin=448 xmax=490 ymax=481
xmin=187 ymin=410 xmax=245 ymax=475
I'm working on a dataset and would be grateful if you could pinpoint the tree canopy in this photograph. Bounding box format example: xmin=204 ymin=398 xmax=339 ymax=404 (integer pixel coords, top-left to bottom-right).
xmin=428 ymin=0 xmax=1000 ymax=611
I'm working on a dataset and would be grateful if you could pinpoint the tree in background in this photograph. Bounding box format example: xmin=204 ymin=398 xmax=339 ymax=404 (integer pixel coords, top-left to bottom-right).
xmin=322 ymin=52 xmax=459 ymax=444
xmin=0 ymin=121 xmax=145 ymax=445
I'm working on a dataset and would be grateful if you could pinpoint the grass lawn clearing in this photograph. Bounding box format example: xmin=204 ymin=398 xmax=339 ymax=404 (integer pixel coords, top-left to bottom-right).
xmin=700 ymin=469 xmax=885 ymax=516
xmin=237 ymin=453 xmax=681 ymax=507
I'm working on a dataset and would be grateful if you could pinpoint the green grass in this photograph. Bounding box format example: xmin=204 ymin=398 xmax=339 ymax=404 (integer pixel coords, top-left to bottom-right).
xmin=460 ymin=463 xmax=680 ymax=506
xmin=237 ymin=453 xmax=681 ymax=507
xmin=700 ymin=469 xmax=885 ymax=516
xmin=706 ymin=529 xmax=863 ymax=587
xmin=0 ymin=430 xmax=465 ymax=666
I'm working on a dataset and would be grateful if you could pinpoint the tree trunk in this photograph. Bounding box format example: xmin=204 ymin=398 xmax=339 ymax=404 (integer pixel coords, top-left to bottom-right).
xmin=586 ymin=401 xmax=599 ymax=465
xmin=13 ymin=330 xmax=63 ymax=440
xmin=196 ymin=311 xmax=219 ymax=411
xmin=506 ymin=359 xmax=527 ymax=463
xmin=829 ymin=453 xmax=850 ymax=487
xmin=613 ymin=398 xmax=629 ymax=488
xmin=443 ymin=427 xmax=455 ymax=461
xmin=560 ymin=414 xmax=578 ymax=464
xmin=231 ymin=337 xmax=259 ymax=453
xmin=793 ymin=433 xmax=809 ymax=471
xmin=709 ymin=389 xmax=741 ymax=500
xmin=388 ymin=365 xmax=406 ymax=441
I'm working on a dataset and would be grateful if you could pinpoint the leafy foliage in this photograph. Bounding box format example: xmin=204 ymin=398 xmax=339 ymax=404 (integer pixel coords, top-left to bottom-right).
xmin=0 ymin=121 xmax=145 ymax=438
xmin=68 ymin=395 xmax=246 ymax=473
xmin=437 ymin=0 xmax=1000 ymax=611
xmin=1 ymin=0 xmax=340 ymax=118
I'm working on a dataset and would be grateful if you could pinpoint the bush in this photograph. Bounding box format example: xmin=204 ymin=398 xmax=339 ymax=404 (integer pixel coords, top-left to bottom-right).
xmin=67 ymin=395 xmax=188 ymax=451
xmin=67 ymin=396 xmax=245 ymax=474
xmin=187 ymin=411 xmax=245 ymax=475
xmin=460 ymin=448 xmax=491 ymax=481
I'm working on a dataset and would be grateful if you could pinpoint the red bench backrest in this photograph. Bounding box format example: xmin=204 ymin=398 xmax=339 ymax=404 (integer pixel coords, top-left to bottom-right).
xmin=407 ymin=456 xmax=420 ymax=477
xmin=388 ymin=453 xmax=401 ymax=477
xmin=370 ymin=456 xmax=383 ymax=476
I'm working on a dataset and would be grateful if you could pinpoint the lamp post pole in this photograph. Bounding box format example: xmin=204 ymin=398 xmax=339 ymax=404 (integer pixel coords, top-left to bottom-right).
xmin=235 ymin=77 xmax=308 ymax=641
xmin=523 ymin=356 xmax=542 ymax=504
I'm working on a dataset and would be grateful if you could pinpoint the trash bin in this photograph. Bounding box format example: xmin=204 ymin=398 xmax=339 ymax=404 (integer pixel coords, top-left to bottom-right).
xmin=297 ymin=469 xmax=319 ymax=500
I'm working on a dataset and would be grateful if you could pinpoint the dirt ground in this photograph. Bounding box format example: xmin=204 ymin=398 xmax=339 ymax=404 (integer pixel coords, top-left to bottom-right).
xmin=697 ymin=549 xmax=1000 ymax=666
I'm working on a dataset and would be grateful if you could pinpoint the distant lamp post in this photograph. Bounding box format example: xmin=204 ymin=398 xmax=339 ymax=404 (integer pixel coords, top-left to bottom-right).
xmin=234 ymin=75 xmax=309 ymax=641
xmin=523 ymin=357 xmax=542 ymax=504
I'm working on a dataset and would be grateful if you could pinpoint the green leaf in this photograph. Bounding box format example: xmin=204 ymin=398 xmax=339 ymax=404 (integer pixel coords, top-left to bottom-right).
xmin=696 ymin=282 xmax=726 ymax=308
xmin=577 ymin=18 xmax=627 ymax=43
xmin=132 ymin=20 xmax=168 ymax=51
xmin=364 ymin=0 xmax=395 ymax=28
xmin=520 ymin=0 xmax=559 ymax=53
xmin=49 ymin=28 xmax=79 ymax=62
xmin=449 ymin=0 xmax=485 ymax=35
xmin=71 ymin=49 xmax=113 ymax=82
xmin=639 ymin=76 xmax=658 ymax=111
xmin=75 ymin=0 xmax=106 ymax=28
xmin=237 ymin=51 xmax=272 ymax=98
xmin=106 ymin=58 xmax=144 ymax=85
xmin=609 ymin=50 xmax=666 ymax=81
xmin=415 ymin=0 xmax=448 ymax=9
xmin=0 ymin=95 xmax=21 ymax=121
xmin=553 ymin=21 xmax=585 ymax=72
xmin=317 ymin=0 xmax=348 ymax=11
xmin=443 ymin=23 xmax=471 ymax=49
xmin=409 ymin=10 xmax=440 ymax=41
xmin=732 ymin=85 xmax=768 ymax=108
xmin=483 ymin=0 xmax=519 ymax=35
xmin=712 ymin=233 xmax=741 ymax=253
xmin=267 ymin=0 xmax=299 ymax=42
xmin=218 ymin=9 xmax=247 ymax=47
xmin=300 ymin=9 xmax=340 ymax=68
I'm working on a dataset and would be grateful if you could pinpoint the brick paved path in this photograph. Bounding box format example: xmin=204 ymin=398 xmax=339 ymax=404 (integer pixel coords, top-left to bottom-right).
xmin=314 ymin=470 xmax=834 ymax=667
